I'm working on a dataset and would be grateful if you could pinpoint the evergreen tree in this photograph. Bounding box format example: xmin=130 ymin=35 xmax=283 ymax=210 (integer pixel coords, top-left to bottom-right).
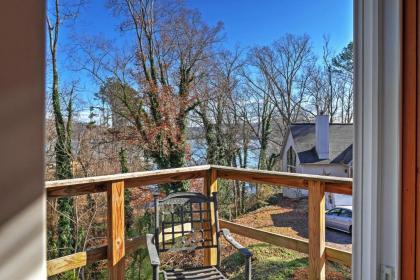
xmin=332 ymin=42 xmax=354 ymax=75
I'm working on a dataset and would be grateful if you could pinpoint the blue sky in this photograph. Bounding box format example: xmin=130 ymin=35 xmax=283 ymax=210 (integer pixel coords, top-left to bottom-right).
xmin=185 ymin=0 xmax=353 ymax=53
xmin=53 ymin=0 xmax=353 ymax=110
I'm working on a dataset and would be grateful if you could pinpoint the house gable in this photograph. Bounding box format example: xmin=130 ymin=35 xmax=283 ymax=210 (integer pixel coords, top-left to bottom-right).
xmin=281 ymin=131 xmax=300 ymax=172
xmin=281 ymin=123 xmax=353 ymax=165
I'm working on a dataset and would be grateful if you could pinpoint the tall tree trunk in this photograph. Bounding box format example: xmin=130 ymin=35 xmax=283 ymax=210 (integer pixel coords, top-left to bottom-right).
xmin=47 ymin=0 xmax=75 ymax=257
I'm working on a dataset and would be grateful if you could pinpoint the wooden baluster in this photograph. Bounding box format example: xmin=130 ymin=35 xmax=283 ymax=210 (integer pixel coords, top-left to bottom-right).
xmin=203 ymin=168 xmax=218 ymax=266
xmin=107 ymin=181 xmax=125 ymax=280
xmin=308 ymin=180 xmax=326 ymax=280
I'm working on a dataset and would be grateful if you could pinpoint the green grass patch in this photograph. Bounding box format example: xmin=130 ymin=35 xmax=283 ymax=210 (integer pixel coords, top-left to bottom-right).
xmin=221 ymin=243 xmax=351 ymax=280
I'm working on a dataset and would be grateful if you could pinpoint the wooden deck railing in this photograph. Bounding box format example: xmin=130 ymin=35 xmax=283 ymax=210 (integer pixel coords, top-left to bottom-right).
xmin=46 ymin=165 xmax=352 ymax=280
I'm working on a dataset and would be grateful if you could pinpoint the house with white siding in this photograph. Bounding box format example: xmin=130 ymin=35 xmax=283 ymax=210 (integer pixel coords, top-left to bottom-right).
xmin=280 ymin=115 xmax=353 ymax=208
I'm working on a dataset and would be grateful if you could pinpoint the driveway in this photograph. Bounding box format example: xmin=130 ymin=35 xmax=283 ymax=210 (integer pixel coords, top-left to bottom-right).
xmin=230 ymin=197 xmax=352 ymax=252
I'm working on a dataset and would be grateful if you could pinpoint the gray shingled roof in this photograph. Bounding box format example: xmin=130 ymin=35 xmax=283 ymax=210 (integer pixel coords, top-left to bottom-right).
xmin=289 ymin=123 xmax=353 ymax=164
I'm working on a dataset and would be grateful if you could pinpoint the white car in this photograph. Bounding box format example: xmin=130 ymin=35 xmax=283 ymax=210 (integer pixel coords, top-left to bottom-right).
xmin=325 ymin=206 xmax=352 ymax=234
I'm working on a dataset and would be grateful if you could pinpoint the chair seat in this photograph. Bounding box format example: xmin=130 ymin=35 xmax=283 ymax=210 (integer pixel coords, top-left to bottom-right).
xmin=163 ymin=266 xmax=227 ymax=280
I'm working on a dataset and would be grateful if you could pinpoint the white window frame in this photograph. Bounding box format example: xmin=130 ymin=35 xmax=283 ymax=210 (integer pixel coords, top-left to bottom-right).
xmin=286 ymin=147 xmax=297 ymax=173
xmin=354 ymin=0 xmax=401 ymax=278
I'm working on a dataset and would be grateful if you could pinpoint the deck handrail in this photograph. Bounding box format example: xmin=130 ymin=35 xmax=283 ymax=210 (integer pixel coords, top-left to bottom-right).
xmin=212 ymin=165 xmax=352 ymax=195
xmin=46 ymin=165 xmax=211 ymax=198
xmin=46 ymin=164 xmax=352 ymax=197
xmin=45 ymin=165 xmax=353 ymax=279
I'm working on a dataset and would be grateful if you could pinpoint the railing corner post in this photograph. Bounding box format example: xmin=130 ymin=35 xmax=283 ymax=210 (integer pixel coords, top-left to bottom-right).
xmin=308 ymin=180 xmax=326 ymax=280
xmin=204 ymin=168 xmax=218 ymax=266
xmin=107 ymin=180 xmax=125 ymax=280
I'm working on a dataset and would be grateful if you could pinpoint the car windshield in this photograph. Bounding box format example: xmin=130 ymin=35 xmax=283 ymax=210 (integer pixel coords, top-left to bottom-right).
xmin=327 ymin=208 xmax=341 ymax=215
xmin=340 ymin=209 xmax=352 ymax=217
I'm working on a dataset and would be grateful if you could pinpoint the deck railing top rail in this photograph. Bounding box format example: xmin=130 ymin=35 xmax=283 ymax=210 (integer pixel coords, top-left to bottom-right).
xmin=46 ymin=165 xmax=211 ymax=198
xmin=46 ymin=165 xmax=352 ymax=198
xmin=212 ymin=165 xmax=352 ymax=195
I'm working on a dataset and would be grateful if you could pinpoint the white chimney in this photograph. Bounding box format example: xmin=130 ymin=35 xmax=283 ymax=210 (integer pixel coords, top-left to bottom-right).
xmin=315 ymin=115 xmax=329 ymax=159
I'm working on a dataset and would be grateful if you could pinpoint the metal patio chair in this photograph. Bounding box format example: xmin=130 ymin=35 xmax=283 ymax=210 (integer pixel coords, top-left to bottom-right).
xmin=146 ymin=192 xmax=252 ymax=280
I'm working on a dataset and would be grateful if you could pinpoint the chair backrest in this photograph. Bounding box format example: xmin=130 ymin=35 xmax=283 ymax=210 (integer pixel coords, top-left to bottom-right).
xmin=153 ymin=192 xmax=220 ymax=256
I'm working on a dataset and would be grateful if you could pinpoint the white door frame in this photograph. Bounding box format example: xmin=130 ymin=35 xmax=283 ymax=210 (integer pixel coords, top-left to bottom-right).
xmin=353 ymin=0 xmax=401 ymax=279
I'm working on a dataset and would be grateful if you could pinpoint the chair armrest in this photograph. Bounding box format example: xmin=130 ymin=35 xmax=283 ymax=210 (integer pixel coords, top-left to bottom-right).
xmin=220 ymin=228 xmax=252 ymax=258
xmin=146 ymin=234 xmax=160 ymax=266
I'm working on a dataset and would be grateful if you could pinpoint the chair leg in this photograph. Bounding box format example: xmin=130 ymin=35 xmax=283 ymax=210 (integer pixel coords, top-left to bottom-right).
xmin=245 ymin=256 xmax=252 ymax=280
xmin=153 ymin=265 xmax=159 ymax=280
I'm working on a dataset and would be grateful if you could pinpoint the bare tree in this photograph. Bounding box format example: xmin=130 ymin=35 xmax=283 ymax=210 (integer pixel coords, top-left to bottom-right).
xmin=79 ymin=0 xmax=222 ymax=192
xmin=333 ymin=42 xmax=354 ymax=123
xmin=248 ymin=34 xmax=315 ymax=137
xmin=47 ymin=0 xmax=74 ymax=180
xmin=306 ymin=38 xmax=353 ymax=123
xmin=321 ymin=36 xmax=341 ymax=122
xmin=46 ymin=0 xmax=86 ymax=259
xmin=306 ymin=66 xmax=329 ymax=116
xmin=242 ymin=47 xmax=281 ymax=171
xmin=194 ymin=48 xmax=243 ymax=165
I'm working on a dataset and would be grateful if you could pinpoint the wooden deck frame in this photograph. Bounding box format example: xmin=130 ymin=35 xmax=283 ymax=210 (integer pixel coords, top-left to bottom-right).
xmin=47 ymin=223 xmax=193 ymax=276
xmin=203 ymin=168 xmax=218 ymax=266
xmin=47 ymin=219 xmax=352 ymax=277
xmin=107 ymin=181 xmax=125 ymax=279
xmin=308 ymin=181 xmax=326 ymax=280
xmin=219 ymin=220 xmax=351 ymax=267
xmin=402 ymin=0 xmax=419 ymax=278
xmin=46 ymin=165 xmax=352 ymax=278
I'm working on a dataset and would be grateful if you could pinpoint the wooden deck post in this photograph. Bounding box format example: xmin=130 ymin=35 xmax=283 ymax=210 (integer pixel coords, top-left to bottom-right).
xmin=107 ymin=181 xmax=125 ymax=279
xmin=204 ymin=168 xmax=218 ymax=266
xmin=308 ymin=180 xmax=326 ymax=280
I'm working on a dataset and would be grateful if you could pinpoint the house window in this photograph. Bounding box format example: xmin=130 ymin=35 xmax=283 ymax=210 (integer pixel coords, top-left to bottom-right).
xmin=287 ymin=147 xmax=297 ymax=173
